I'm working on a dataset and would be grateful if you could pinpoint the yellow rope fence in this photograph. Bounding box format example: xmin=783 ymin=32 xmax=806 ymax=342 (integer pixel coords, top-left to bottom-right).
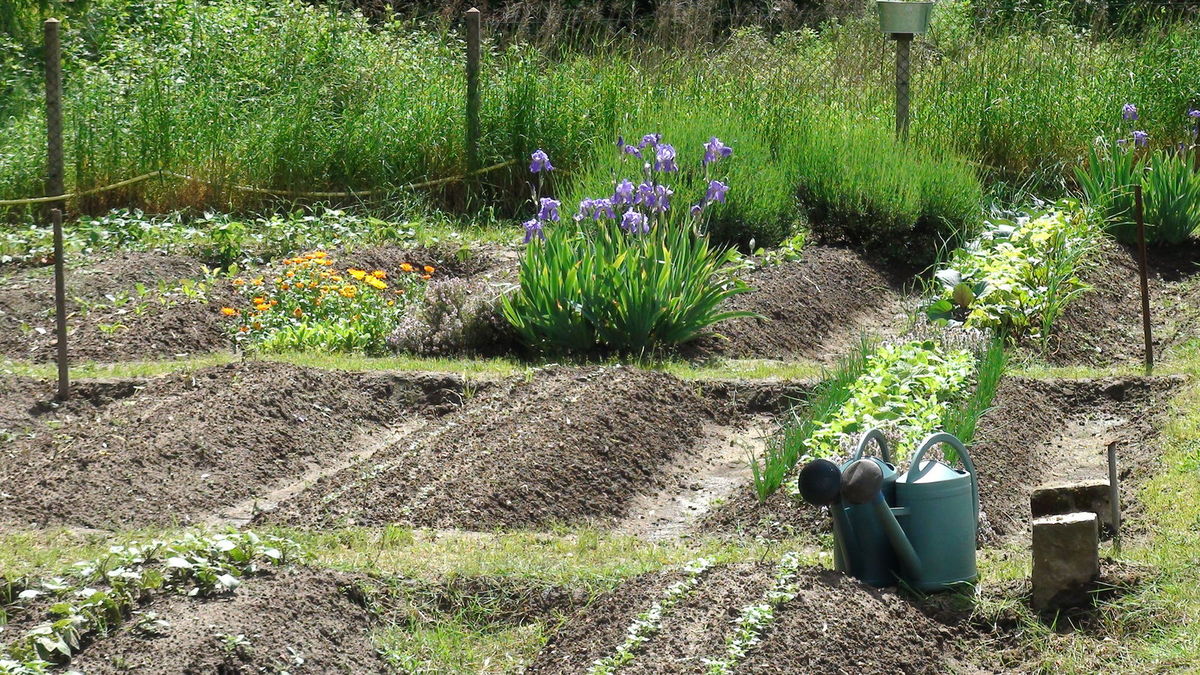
xmin=0 ymin=159 xmax=519 ymax=207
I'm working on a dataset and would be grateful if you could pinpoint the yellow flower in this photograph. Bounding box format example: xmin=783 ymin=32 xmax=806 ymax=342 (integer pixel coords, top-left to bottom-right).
xmin=220 ymin=307 xmax=238 ymax=316
xmin=348 ymin=268 xmax=367 ymax=281
xmin=293 ymin=307 xmax=304 ymax=318
xmin=255 ymin=303 xmax=270 ymax=312
xmin=231 ymin=278 xmax=246 ymax=286
xmin=424 ymin=265 xmax=435 ymax=274
xmin=372 ymin=270 xmax=387 ymax=279
xmin=339 ymin=285 xmax=357 ymax=299
xmin=387 ymin=300 xmax=395 ymax=307
xmin=313 ymin=251 xmax=328 ymax=258
xmin=400 ymin=263 xmax=414 ymax=273
xmin=252 ymin=321 xmax=263 ymax=330
xmin=252 ymin=297 xmax=266 ymax=305
xmin=365 ymin=277 xmax=387 ymax=291
xmin=331 ymin=275 xmax=344 ymax=282
xmin=252 ymin=277 xmax=264 ymax=286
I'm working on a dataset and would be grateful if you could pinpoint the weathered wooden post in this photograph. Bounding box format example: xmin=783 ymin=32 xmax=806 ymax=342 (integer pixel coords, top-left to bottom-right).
xmin=52 ymin=208 xmax=69 ymax=401
xmin=1133 ymin=183 xmax=1152 ymax=374
xmin=465 ymin=8 xmax=482 ymax=192
xmin=45 ymin=18 xmax=65 ymax=215
xmin=894 ymin=33 xmax=912 ymax=140
xmin=46 ymin=18 xmax=69 ymax=401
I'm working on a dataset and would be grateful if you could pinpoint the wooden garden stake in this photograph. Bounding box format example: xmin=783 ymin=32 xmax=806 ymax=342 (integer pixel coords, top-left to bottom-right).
xmin=894 ymin=32 xmax=913 ymax=140
xmin=52 ymin=208 xmax=69 ymax=401
xmin=44 ymin=18 xmax=65 ymax=216
xmin=1134 ymin=183 xmax=1153 ymax=374
xmin=465 ymin=8 xmax=482 ymax=191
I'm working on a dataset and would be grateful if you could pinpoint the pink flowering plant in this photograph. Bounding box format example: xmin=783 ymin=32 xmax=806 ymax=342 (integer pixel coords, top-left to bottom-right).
xmin=501 ymin=137 xmax=753 ymax=354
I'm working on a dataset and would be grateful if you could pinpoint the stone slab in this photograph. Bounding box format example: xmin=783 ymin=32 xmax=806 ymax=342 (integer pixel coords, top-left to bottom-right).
xmin=1031 ymin=479 xmax=1114 ymax=530
xmin=1032 ymin=511 xmax=1099 ymax=611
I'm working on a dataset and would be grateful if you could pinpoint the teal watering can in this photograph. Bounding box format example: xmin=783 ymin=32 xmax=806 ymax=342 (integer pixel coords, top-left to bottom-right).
xmin=842 ymin=431 xmax=980 ymax=592
xmin=802 ymin=429 xmax=980 ymax=592
xmin=835 ymin=429 xmax=899 ymax=587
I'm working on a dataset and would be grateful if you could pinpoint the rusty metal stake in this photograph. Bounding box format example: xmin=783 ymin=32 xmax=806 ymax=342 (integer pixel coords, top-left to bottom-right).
xmin=465 ymin=8 xmax=482 ymax=196
xmin=44 ymin=18 xmax=65 ymax=217
xmin=1107 ymin=440 xmax=1121 ymax=553
xmin=1134 ymin=184 xmax=1152 ymax=374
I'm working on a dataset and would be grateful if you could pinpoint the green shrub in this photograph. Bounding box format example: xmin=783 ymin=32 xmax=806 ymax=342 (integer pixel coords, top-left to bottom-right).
xmin=795 ymin=117 xmax=983 ymax=266
xmin=501 ymin=145 xmax=753 ymax=355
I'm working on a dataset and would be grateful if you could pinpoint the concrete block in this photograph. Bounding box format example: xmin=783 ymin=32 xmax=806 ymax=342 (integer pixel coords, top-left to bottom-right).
xmin=1031 ymin=479 xmax=1114 ymax=530
xmin=1032 ymin=512 xmax=1099 ymax=611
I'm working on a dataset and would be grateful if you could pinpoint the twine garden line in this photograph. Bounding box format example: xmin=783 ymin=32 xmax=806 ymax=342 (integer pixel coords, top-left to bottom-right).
xmin=0 ymin=159 xmax=519 ymax=207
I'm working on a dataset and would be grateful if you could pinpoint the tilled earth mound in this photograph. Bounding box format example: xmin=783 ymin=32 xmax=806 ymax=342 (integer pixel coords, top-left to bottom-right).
xmin=63 ymin=568 xmax=390 ymax=674
xmin=0 ymin=252 xmax=234 ymax=362
xmin=692 ymin=247 xmax=909 ymax=362
xmin=0 ymin=362 xmax=467 ymax=528
xmin=529 ymin=563 xmax=962 ymax=674
xmin=265 ymin=366 xmax=715 ymax=529
xmin=1041 ymin=240 xmax=1200 ymax=366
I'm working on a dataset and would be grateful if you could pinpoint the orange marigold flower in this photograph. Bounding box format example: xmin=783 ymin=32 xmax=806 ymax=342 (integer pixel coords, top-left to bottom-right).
xmin=252 ymin=277 xmax=264 ymax=286
xmin=286 ymin=271 xmax=295 ymax=278
xmin=400 ymin=263 xmax=414 ymax=273
xmin=421 ymin=274 xmax=431 ymax=280
xmin=238 ymin=325 xmax=249 ymax=333
xmin=372 ymin=270 xmax=387 ymax=279
xmin=331 ymin=275 xmax=344 ymax=282
xmin=269 ymin=299 xmax=278 ymax=306
xmin=231 ymin=278 xmax=246 ymax=286
xmin=313 ymin=251 xmax=328 ymax=258
xmin=255 ymin=303 xmax=270 ymax=312
xmin=293 ymin=307 xmax=304 ymax=318
xmin=348 ymin=268 xmax=367 ymax=281
xmin=365 ymin=277 xmax=387 ymax=291
xmin=252 ymin=297 xmax=266 ymax=304
xmin=220 ymin=307 xmax=238 ymax=316
xmin=280 ymin=283 xmax=290 ymax=291
xmin=339 ymin=285 xmax=357 ymax=299
xmin=253 ymin=321 xmax=263 ymax=330
xmin=423 ymin=265 xmax=435 ymax=274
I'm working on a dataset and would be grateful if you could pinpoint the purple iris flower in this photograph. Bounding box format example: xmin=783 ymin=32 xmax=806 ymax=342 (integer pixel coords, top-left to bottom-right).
xmin=1122 ymin=104 xmax=1138 ymax=122
xmin=690 ymin=203 xmax=704 ymax=217
xmin=613 ymin=179 xmax=636 ymax=205
xmin=616 ymin=135 xmax=624 ymax=148
xmin=653 ymin=143 xmax=678 ymax=172
xmin=1132 ymin=130 xmax=1149 ymax=147
xmin=538 ymin=197 xmax=561 ymax=222
xmin=529 ymin=149 xmax=554 ymax=173
xmin=621 ymin=209 xmax=649 ymax=235
xmin=523 ymin=218 xmax=544 ymax=243
xmin=706 ymin=180 xmax=729 ymax=204
xmin=622 ymin=144 xmax=643 ymax=159
xmin=635 ymin=182 xmax=658 ymax=210
xmin=574 ymin=198 xmax=595 ymax=222
xmin=653 ymin=184 xmax=673 ymax=213
xmin=1117 ymin=138 xmax=1129 ymax=147
xmin=592 ymin=198 xmax=617 ymax=219
xmin=703 ymin=137 xmax=733 ymax=165
xmin=638 ymin=133 xmax=661 ymax=149
xmin=1190 ymin=109 xmax=1200 ymax=119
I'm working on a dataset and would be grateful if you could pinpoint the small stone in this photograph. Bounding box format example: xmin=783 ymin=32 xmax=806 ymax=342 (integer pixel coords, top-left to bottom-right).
xmin=1031 ymin=480 xmax=1115 ymax=531
xmin=1032 ymin=512 xmax=1099 ymax=611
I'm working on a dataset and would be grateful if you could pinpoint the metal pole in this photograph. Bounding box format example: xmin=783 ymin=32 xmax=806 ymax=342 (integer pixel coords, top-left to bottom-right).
xmin=52 ymin=207 xmax=69 ymax=401
xmin=44 ymin=18 xmax=65 ymax=216
xmin=1107 ymin=440 xmax=1121 ymax=552
xmin=1134 ymin=183 xmax=1153 ymax=374
xmin=894 ymin=33 xmax=912 ymax=141
xmin=465 ymin=8 xmax=482 ymax=190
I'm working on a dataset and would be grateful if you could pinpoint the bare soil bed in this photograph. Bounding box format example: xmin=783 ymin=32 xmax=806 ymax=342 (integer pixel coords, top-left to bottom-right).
xmin=529 ymin=563 xmax=964 ymax=674
xmin=0 ymin=361 xmax=472 ymax=528
xmin=1039 ymin=241 xmax=1200 ymax=366
xmin=60 ymin=567 xmax=390 ymax=674
xmin=263 ymin=366 xmax=724 ymax=529
xmin=699 ymin=375 xmax=1178 ymax=544
xmin=691 ymin=246 xmax=911 ymax=363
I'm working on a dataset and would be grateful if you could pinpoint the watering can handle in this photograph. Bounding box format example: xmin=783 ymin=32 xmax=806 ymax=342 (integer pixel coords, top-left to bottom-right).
xmin=851 ymin=428 xmax=892 ymax=463
xmin=908 ymin=432 xmax=979 ymax=524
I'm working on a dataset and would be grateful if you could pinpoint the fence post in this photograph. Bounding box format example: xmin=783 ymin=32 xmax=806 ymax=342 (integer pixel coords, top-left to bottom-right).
xmin=1133 ymin=183 xmax=1152 ymax=374
xmin=52 ymin=207 xmax=69 ymax=401
xmin=45 ymin=18 xmax=65 ymax=215
xmin=894 ymin=33 xmax=912 ymax=141
xmin=465 ymin=7 xmax=482 ymax=194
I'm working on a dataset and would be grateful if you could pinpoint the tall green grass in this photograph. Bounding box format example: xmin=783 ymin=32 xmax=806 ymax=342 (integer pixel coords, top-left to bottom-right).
xmin=1 ymin=0 xmax=1198 ymax=244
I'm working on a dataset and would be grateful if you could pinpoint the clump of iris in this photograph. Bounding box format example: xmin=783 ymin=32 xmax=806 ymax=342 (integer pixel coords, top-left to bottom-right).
xmin=517 ymin=135 xmax=734 ymax=243
xmin=1117 ymin=102 xmax=1149 ymax=148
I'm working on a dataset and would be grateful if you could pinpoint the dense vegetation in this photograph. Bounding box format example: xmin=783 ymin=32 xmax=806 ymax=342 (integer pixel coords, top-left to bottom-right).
xmin=3 ymin=0 xmax=1199 ymax=258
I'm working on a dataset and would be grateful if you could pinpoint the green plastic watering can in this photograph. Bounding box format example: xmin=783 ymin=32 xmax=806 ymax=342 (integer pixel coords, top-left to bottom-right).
xmin=835 ymin=429 xmax=899 ymax=587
